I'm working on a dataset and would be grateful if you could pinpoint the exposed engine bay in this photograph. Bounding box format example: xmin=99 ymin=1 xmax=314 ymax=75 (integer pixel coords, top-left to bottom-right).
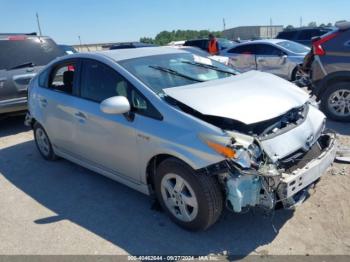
xmin=168 ymin=96 xmax=337 ymax=213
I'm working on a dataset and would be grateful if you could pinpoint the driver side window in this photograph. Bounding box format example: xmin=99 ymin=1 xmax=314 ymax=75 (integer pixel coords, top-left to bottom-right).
xmin=80 ymin=59 xmax=162 ymax=120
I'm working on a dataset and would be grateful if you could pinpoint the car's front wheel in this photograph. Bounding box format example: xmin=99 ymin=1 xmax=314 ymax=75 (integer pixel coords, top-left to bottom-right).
xmin=154 ymin=158 xmax=223 ymax=231
xmin=320 ymin=82 xmax=350 ymax=122
xmin=34 ymin=123 xmax=57 ymax=160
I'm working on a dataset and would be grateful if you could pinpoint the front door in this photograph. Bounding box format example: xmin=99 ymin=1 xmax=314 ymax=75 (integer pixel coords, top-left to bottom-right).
xmin=255 ymin=44 xmax=288 ymax=78
xmin=72 ymin=59 xmax=140 ymax=181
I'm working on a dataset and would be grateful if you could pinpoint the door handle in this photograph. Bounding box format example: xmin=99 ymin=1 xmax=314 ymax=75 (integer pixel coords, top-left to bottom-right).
xmin=74 ymin=112 xmax=86 ymax=119
xmin=74 ymin=112 xmax=87 ymax=123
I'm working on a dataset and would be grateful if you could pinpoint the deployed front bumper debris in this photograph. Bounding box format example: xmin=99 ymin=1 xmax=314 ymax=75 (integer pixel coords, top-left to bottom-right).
xmin=221 ymin=132 xmax=336 ymax=213
xmin=336 ymin=147 xmax=350 ymax=164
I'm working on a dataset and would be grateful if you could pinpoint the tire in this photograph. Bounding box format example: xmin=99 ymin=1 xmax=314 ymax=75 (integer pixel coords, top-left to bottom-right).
xmin=33 ymin=123 xmax=57 ymax=160
xmin=154 ymin=158 xmax=223 ymax=231
xmin=291 ymin=66 xmax=299 ymax=82
xmin=320 ymin=82 xmax=350 ymax=122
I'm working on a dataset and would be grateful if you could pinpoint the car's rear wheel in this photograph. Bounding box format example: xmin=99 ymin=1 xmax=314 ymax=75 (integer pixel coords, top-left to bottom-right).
xmin=154 ymin=158 xmax=223 ymax=231
xmin=320 ymin=82 xmax=350 ymax=122
xmin=34 ymin=123 xmax=57 ymax=160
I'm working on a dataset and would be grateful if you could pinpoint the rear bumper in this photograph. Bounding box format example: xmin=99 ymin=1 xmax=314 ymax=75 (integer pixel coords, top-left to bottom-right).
xmin=279 ymin=133 xmax=337 ymax=199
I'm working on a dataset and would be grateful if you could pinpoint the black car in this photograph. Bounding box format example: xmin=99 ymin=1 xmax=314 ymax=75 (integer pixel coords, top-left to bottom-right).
xmin=0 ymin=33 xmax=65 ymax=115
xmin=276 ymin=27 xmax=333 ymax=46
xmin=308 ymin=22 xmax=350 ymax=122
xmin=184 ymin=38 xmax=236 ymax=52
xmin=109 ymin=42 xmax=156 ymax=50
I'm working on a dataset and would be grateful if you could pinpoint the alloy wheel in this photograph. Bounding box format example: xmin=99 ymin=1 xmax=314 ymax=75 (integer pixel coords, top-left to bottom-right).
xmin=328 ymin=89 xmax=350 ymax=117
xmin=35 ymin=128 xmax=50 ymax=157
xmin=160 ymin=173 xmax=199 ymax=222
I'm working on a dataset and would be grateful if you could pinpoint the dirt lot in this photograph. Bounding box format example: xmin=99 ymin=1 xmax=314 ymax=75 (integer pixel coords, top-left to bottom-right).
xmin=0 ymin=116 xmax=349 ymax=257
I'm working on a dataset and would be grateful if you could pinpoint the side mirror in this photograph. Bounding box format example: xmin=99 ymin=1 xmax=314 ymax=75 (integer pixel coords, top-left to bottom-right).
xmin=100 ymin=96 xmax=130 ymax=114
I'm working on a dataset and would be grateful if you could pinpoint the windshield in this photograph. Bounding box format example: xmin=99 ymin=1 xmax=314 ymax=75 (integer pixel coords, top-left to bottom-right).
xmin=119 ymin=53 xmax=237 ymax=95
xmin=0 ymin=37 xmax=66 ymax=70
xmin=276 ymin=40 xmax=310 ymax=54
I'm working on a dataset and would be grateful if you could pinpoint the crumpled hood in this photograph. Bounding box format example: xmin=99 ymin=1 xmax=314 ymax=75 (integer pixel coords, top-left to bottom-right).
xmin=163 ymin=70 xmax=309 ymax=125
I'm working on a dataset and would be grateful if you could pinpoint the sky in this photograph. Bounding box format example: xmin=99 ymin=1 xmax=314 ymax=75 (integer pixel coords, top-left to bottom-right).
xmin=0 ymin=0 xmax=349 ymax=45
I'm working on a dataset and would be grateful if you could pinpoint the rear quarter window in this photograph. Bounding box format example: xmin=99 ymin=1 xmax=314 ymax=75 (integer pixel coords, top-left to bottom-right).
xmin=38 ymin=68 xmax=50 ymax=87
xmin=0 ymin=37 xmax=65 ymax=70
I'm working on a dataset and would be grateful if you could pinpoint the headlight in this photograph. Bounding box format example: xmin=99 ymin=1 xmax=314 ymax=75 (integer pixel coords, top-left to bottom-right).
xmin=205 ymin=140 xmax=237 ymax=158
xmin=200 ymin=132 xmax=262 ymax=169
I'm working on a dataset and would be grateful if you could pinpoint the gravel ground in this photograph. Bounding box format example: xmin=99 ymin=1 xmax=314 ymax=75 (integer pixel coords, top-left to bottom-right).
xmin=0 ymin=115 xmax=349 ymax=257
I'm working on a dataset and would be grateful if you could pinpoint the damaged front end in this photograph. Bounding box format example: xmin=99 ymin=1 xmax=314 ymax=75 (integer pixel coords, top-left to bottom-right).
xmin=197 ymin=103 xmax=337 ymax=213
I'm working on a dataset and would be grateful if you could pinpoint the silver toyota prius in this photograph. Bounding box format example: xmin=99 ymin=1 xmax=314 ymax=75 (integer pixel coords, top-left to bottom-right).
xmin=25 ymin=47 xmax=336 ymax=231
xmin=220 ymin=39 xmax=310 ymax=81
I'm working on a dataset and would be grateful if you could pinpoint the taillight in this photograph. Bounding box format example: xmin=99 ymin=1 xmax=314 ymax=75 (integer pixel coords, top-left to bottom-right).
xmin=7 ymin=35 xmax=27 ymax=41
xmin=313 ymin=32 xmax=339 ymax=56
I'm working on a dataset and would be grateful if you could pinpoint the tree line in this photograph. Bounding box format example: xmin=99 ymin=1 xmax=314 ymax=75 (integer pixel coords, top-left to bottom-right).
xmin=285 ymin=22 xmax=334 ymax=30
xmin=140 ymin=30 xmax=222 ymax=45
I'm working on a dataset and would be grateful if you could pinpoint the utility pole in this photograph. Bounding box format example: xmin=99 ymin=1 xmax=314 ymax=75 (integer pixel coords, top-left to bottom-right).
xmin=36 ymin=12 xmax=43 ymax=36
xmin=270 ymin=18 xmax=273 ymax=38
xmin=78 ymin=35 xmax=82 ymax=52
xmin=223 ymin=18 xmax=226 ymax=31
xmin=300 ymin=16 xmax=303 ymax=27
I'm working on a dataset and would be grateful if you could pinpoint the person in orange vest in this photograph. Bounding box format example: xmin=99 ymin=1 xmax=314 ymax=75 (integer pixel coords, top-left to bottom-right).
xmin=208 ymin=34 xmax=219 ymax=55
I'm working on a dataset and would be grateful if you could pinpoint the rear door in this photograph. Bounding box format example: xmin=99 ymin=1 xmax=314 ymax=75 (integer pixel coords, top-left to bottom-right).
xmin=38 ymin=59 xmax=81 ymax=154
xmin=226 ymin=44 xmax=258 ymax=72
xmin=255 ymin=43 xmax=288 ymax=78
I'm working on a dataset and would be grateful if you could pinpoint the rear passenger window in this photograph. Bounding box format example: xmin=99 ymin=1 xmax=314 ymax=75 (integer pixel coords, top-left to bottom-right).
xmin=228 ymin=45 xmax=257 ymax=54
xmin=81 ymin=60 xmax=162 ymax=120
xmin=256 ymin=44 xmax=284 ymax=56
xmin=49 ymin=62 xmax=76 ymax=94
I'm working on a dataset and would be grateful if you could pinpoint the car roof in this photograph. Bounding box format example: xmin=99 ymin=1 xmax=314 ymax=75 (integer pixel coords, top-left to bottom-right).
xmin=234 ymin=39 xmax=286 ymax=46
xmin=278 ymin=27 xmax=333 ymax=32
xmin=94 ymin=46 xmax=188 ymax=61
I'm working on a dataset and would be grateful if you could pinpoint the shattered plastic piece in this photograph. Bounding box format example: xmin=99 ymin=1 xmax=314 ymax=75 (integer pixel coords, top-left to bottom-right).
xmin=335 ymin=147 xmax=350 ymax=164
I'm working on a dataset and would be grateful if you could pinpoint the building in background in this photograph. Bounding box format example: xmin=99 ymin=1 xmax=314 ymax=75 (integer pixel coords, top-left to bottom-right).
xmin=222 ymin=25 xmax=284 ymax=41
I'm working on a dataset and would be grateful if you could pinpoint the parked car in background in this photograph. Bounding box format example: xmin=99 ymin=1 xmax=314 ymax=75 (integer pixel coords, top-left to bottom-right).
xmin=221 ymin=39 xmax=310 ymax=81
xmin=184 ymin=38 xmax=237 ymax=52
xmin=309 ymin=21 xmax=350 ymax=122
xmin=26 ymin=47 xmax=336 ymax=231
xmin=59 ymin=44 xmax=78 ymax=54
xmin=169 ymin=45 xmax=230 ymax=66
xmin=109 ymin=42 xmax=157 ymax=50
xmin=0 ymin=33 xmax=66 ymax=115
xmin=168 ymin=40 xmax=186 ymax=46
xmin=276 ymin=27 xmax=333 ymax=46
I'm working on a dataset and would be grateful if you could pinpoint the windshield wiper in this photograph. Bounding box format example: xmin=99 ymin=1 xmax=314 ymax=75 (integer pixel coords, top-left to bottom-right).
xmin=181 ymin=61 xmax=236 ymax=75
xmin=149 ymin=65 xmax=204 ymax=82
xmin=8 ymin=62 xmax=36 ymax=70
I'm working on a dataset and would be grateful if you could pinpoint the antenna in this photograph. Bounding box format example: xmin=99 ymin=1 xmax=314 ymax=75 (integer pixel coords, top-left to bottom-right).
xmin=36 ymin=12 xmax=43 ymax=36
